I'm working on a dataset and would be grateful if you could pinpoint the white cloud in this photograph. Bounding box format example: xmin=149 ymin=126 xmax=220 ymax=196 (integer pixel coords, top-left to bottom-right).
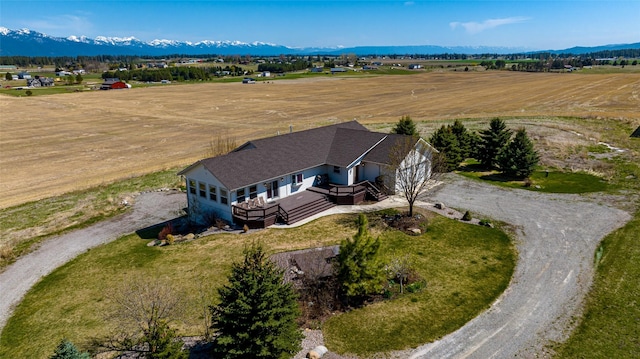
xmin=450 ymin=16 xmax=529 ymax=34
xmin=404 ymin=1 xmax=415 ymax=5
xmin=24 ymin=14 xmax=93 ymax=36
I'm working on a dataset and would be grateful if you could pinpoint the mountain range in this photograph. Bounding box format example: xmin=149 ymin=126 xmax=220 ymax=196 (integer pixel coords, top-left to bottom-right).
xmin=1 ymin=27 xmax=638 ymax=57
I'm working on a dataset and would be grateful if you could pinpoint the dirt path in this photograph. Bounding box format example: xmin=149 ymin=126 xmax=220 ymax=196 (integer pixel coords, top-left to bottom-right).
xmin=0 ymin=190 xmax=186 ymax=332
xmin=405 ymin=175 xmax=631 ymax=358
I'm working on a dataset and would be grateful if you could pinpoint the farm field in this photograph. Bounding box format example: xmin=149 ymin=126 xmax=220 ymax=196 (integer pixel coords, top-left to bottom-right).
xmin=1 ymin=71 xmax=639 ymax=209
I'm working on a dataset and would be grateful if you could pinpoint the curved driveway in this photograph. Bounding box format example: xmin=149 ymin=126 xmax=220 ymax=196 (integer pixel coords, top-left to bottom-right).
xmin=0 ymin=180 xmax=632 ymax=359
xmin=0 ymin=190 xmax=187 ymax=332
xmin=408 ymin=176 xmax=631 ymax=358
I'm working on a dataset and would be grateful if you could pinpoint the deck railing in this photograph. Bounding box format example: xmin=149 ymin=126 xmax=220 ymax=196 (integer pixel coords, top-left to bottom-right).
xmin=232 ymin=203 xmax=280 ymax=221
xmin=326 ymin=181 xmax=368 ymax=197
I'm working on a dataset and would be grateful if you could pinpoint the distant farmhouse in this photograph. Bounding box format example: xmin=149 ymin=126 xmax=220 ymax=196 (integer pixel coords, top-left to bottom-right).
xmin=100 ymin=78 xmax=129 ymax=90
xmin=27 ymin=76 xmax=54 ymax=87
xmin=179 ymin=121 xmax=434 ymax=228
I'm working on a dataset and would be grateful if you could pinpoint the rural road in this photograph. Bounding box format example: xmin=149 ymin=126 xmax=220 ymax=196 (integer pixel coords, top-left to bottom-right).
xmin=405 ymin=175 xmax=631 ymax=358
xmin=0 ymin=190 xmax=187 ymax=332
xmin=0 ymin=178 xmax=632 ymax=359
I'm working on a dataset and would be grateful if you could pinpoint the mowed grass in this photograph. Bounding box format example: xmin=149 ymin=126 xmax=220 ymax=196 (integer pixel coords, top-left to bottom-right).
xmin=323 ymin=212 xmax=514 ymax=356
xmin=457 ymin=167 xmax=609 ymax=193
xmin=0 ymin=211 xmax=514 ymax=359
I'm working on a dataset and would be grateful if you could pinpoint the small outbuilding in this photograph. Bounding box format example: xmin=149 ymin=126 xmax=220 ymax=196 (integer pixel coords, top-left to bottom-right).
xmin=100 ymin=78 xmax=129 ymax=90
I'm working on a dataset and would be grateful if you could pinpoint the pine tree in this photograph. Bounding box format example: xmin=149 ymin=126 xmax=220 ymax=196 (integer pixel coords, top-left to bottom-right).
xmin=450 ymin=120 xmax=473 ymax=159
xmin=210 ymin=242 xmax=302 ymax=359
xmin=477 ymin=118 xmax=512 ymax=169
xmin=497 ymin=128 xmax=540 ymax=178
xmin=337 ymin=214 xmax=386 ymax=304
xmin=392 ymin=115 xmax=418 ymax=136
xmin=49 ymin=339 xmax=90 ymax=359
xmin=429 ymin=125 xmax=462 ymax=171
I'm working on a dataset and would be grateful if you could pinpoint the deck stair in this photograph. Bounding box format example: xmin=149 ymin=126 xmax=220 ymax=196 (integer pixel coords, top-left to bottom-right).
xmin=278 ymin=192 xmax=336 ymax=225
xmin=364 ymin=182 xmax=388 ymax=201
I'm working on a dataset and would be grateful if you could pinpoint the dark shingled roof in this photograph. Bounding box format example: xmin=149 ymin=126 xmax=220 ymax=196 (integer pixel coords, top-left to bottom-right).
xmin=182 ymin=121 xmax=402 ymax=190
xmin=631 ymin=126 xmax=640 ymax=138
xmin=364 ymin=133 xmax=420 ymax=165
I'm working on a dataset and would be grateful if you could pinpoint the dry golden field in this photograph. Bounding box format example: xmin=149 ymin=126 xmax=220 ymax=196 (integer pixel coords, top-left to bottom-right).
xmin=1 ymin=71 xmax=639 ymax=209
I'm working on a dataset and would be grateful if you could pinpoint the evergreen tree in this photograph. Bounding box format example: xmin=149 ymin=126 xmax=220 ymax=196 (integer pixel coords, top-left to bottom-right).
xmin=497 ymin=128 xmax=540 ymax=178
xmin=429 ymin=125 xmax=462 ymax=171
xmin=210 ymin=242 xmax=302 ymax=359
xmin=50 ymin=339 xmax=90 ymax=359
xmin=450 ymin=120 xmax=473 ymax=159
xmin=477 ymin=118 xmax=512 ymax=169
xmin=392 ymin=115 xmax=418 ymax=136
xmin=336 ymin=214 xmax=386 ymax=304
xmin=5 ymin=72 xmax=12 ymax=81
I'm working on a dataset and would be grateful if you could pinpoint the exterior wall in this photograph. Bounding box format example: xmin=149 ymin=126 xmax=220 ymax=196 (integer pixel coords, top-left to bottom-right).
xmin=183 ymin=164 xmax=233 ymax=223
xmin=327 ymin=165 xmax=350 ymax=185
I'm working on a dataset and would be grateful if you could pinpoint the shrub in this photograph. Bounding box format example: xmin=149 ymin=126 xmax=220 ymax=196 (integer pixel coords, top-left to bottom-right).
xmin=462 ymin=211 xmax=472 ymax=221
xmin=243 ymin=224 xmax=249 ymax=233
xmin=158 ymin=223 xmax=174 ymax=240
xmin=479 ymin=219 xmax=492 ymax=227
xmin=25 ymin=90 xmax=33 ymax=96
xmin=166 ymin=234 xmax=175 ymax=245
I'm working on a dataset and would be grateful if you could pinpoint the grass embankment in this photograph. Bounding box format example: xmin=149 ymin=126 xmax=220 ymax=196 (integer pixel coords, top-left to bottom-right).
xmin=553 ymin=212 xmax=640 ymax=358
xmin=0 ymin=169 xmax=183 ymax=270
xmin=0 ymin=210 xmax=515 ymax=359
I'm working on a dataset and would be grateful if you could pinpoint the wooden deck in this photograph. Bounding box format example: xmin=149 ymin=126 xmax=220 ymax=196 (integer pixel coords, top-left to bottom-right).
xmin=232 ymin=181 xmax=386 ymax=228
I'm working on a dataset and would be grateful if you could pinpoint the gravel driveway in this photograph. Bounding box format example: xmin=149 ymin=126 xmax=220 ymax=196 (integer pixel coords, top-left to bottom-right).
xmin=405 ymin=175 xmax=631 ymax=358
xmin=0 ymin=179 xmax=631 ymax=359
xmin=0 ymin=190 xmax=187 ymax=332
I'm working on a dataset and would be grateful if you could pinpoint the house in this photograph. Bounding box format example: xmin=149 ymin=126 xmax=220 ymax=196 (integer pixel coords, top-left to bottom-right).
xmin=179 ymin=121 xmax=434 ymax=228
xmin=27 ymin=77 xmax=55 ymax=87
xmin=310 ymin=67 xmax=324 ymax=73
xmin=17 ymin=72 xmax=32 ymax=79
xmin=100 ymin=78 xmax=129 ymax=90
xmin=331 ymin=67 xmax=347 ymax=74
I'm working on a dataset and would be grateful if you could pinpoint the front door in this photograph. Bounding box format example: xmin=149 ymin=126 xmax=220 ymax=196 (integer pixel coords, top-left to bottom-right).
xmin=354 ymin=165 xmax=361 ymax=183
xmin=266 ymin=180 xmax=279 ymax=199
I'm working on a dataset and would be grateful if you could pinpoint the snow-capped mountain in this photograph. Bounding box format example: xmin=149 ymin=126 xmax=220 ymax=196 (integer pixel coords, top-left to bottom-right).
xmin=0 ymin=27 xmax=638 ymax=57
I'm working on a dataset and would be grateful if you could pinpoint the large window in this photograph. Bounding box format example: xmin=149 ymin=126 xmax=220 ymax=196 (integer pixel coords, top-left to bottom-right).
xmin=188 ymin=179 xmax=196 ymax=195
xmin=249 ymin=185 xmax=257 ymax=199
xmin=292 ymin=173 xmax=303 ymax=186
xmin=236 ymin=188 xmax=246 ymax=203
xmin=198 ymin=182 xmax=207 ymax=198
xmin=209 ymin=185 xmax=217 ymax=202
xmin=220 ymin=189 xmax=228 ymax=205
xmin=333 ymin=166 xmax=341 ymax=174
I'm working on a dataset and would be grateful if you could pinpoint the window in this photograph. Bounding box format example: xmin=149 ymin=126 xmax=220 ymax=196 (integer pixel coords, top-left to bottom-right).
xmin=188 ymin=179 xmax=196 ymax=195
xmin=198 ymin=182 xmax=206 ymax=198
xmin=333 ymin=166 xmax=341 ymax=174
xmin=209 ymin=185 xmax=217 ymax=202
xmin=249 ymin=185 xmax=257 ymax=199
xmin=236 ymin=188 xmax=246 ymax=203
xmin=292 ymin=173 xmax=303 ymax=185
xmin=220 ymin=189 xmax=228 ymax=205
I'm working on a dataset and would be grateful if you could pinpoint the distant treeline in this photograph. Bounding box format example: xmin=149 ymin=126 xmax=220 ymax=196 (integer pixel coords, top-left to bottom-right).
xmin=1 ymin=48 xmax=639 ymax=68
xmin=101 ymin=65 xmax=248 ymax=82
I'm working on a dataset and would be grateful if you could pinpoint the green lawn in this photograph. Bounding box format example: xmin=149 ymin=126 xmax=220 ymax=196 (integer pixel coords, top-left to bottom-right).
xmin=457 ymin=167 xmax=608 ymax=194
xmin=0 ymin=211 xmax=515 ymax=359
xmin=324 ymin=212 xmax=514 ymax=356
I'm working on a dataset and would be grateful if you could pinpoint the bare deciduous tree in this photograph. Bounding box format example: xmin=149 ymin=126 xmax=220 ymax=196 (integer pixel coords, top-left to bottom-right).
xmin=92 ymin=278 xmax=186 ymax=358
xmin=384 ymin=135 xmax=444 ymax=217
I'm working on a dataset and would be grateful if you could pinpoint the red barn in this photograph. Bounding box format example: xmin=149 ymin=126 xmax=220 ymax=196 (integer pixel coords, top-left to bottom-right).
xmin=100 ymin=78 xmax=129 ymax=90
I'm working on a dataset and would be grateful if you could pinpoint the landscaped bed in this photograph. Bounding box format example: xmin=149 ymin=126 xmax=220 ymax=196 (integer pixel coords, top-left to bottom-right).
xmin=0 ymin=209 xmax=515 ymax=358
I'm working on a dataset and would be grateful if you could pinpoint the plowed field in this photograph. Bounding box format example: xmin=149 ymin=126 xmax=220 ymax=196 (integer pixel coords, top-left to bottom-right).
xmin=1 ymin=71 xmax=639 ymax=208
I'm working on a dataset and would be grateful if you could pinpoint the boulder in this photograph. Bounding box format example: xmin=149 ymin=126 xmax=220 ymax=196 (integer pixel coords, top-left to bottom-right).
xmin=409 ymin=228 xmax=422 ymax=235
xmin=307 ymin=345 xmax=328 ymax=359
xmin=435 ymin=202 xmax=445 ymax=210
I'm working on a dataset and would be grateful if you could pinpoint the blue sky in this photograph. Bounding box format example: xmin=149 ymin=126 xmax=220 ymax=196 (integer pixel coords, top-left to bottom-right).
xmin=1 ymin=1 xmax=638 ymax=50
